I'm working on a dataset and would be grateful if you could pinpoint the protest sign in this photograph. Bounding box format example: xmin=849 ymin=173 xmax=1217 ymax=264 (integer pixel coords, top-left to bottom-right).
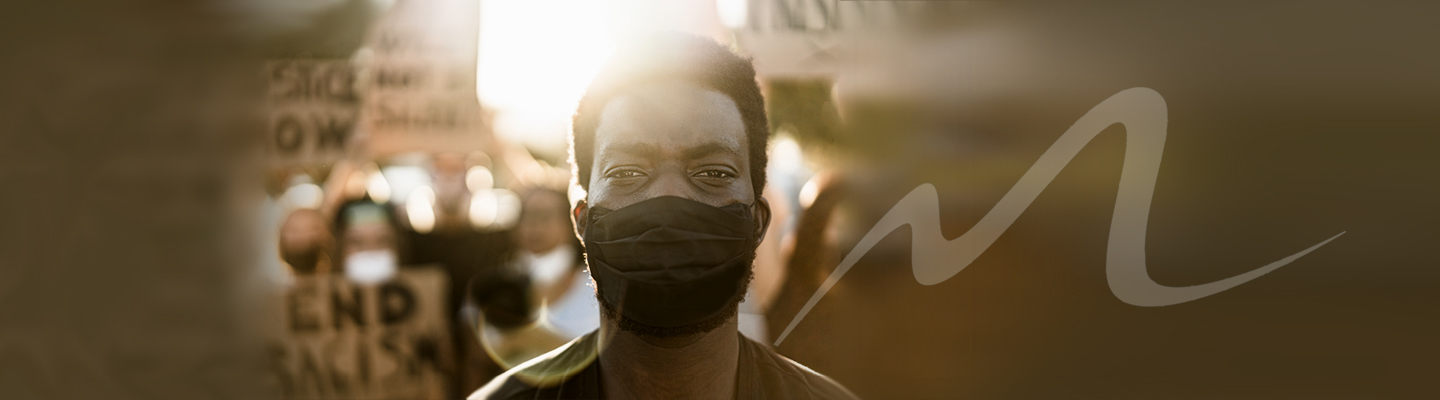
xmin=266 ymin=59 xmax=360 ymax=167
xmin=360 ymin=0 xmax=487 ymax=156
xmin=268 ymin=267 xmax=455 ymax=400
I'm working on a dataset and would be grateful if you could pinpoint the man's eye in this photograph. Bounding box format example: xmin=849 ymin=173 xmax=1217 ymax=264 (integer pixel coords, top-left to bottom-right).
xmin=608 ymin=170 xmax=645 ymax=179
xmin=694 ymin=170 xmax=734 ymax=179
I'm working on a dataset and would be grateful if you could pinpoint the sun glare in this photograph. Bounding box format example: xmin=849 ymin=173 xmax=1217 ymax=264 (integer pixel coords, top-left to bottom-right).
xmin=477 ymin=0 xmax=618 ymax=153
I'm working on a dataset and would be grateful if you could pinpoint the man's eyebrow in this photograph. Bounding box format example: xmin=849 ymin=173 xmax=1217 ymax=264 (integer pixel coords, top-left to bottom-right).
xmin=682 ymin=142 xmax=742 ymax=160
xmin=603 ymin=142 xmax=661 ymax=159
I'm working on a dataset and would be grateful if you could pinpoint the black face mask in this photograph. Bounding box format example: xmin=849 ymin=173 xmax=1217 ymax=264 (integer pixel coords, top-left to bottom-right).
xmin=583 ymin=196 xmax=757 ymax=328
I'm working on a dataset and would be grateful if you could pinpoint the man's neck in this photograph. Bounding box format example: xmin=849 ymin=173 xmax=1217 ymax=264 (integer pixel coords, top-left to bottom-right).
xmin=597 ymin=317 xmax=740 ymax=400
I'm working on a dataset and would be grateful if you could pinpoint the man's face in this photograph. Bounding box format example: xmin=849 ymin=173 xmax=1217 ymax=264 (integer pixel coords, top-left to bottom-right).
xmin=279 ymin=209 xmax=331 ymax=273
xmin=579 ymin=81 xmax=762 ymax=216
xmin=575 ymin=80 xmax=771 ymax=336
xmin=343 ymin=221 xmax=397 ymax=258
xmin=516 ymin=190 xmax=571 ymax=254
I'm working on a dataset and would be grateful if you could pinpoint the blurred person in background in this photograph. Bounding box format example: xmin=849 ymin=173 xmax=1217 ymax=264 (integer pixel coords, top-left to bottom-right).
xmin=514 ymin=187 xmax=598 ymax=339
xmin=277 ymin=208 xmax=335 ymax=276
xmin=334 ymin=199 xmax=405 ymax=284
xmin=429 ymin=153 xmax=474 ymax=231
xmin=463 ymin=264 xmax=569 ymax=369
xmin=737 ymin=184 xmax=793 ymax=343
xmin=400 ymin=153 xmax=522 ymax=394
xmin=471 ymin=33 xmax=856 ymax=400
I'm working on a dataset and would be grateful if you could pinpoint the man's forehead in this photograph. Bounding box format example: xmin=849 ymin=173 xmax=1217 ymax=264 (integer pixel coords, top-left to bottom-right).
xmin=594 ymin=82 xmax=746 ymax=159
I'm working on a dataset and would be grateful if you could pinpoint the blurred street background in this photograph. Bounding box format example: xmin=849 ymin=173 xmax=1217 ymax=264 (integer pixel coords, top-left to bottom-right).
xmin=2 ymin=1 xmax=1437 ymax=399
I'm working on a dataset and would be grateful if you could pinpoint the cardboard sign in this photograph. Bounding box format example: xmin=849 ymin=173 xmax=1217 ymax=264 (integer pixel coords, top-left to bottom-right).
xmin=266 ymin=59 xmax=360 ymax=166
xmin=361 ymin=0 xmax=487 ymax=156
xmin=732 ymin=0 xmax=913 ymax=78
xmin=268 ymin=267 xmax=455 ymax=400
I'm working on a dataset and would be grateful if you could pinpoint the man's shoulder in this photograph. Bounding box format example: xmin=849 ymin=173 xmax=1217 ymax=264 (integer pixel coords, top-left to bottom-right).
xmin=469 ymin=332 xmax=601 ymax=400
xmin=470 ymin=331 xmax=860 ymax=400
xmin=738 ymin=335 xmax=860 ymax=400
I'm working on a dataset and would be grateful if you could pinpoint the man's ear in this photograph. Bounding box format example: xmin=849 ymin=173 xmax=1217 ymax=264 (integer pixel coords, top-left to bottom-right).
xmin=753 ymin=196 xmax=772 ymax=244
xmin=572 ymin=199 xmax=589 ymax=241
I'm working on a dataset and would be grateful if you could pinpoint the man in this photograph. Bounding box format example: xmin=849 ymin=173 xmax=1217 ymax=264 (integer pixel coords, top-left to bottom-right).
xmin=334 ymin=199 xmax=403 ymax=284
xmin=471 ymin=33 xmax=857 ymax=399
xmin=278 ymin=208 xmax=334 ymax=276
xmin=514 ymin=187 xmax=598 ymax=339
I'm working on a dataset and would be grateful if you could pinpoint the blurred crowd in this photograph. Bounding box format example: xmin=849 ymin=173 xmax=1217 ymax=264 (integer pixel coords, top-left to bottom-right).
xmin=7 ymin=1 xmax=1432 ymax=399
xmin=257 ymin=137 xmax=841 ymax=398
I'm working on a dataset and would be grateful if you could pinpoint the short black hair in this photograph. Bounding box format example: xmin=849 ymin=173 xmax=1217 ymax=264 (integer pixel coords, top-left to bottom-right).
xmin=570 ymin=33 xmax=770 ymax=199
xmin=332 ymin=198 xmax=406 ymax=258
xmin=466 ymin=267 xmax=535 ymax=331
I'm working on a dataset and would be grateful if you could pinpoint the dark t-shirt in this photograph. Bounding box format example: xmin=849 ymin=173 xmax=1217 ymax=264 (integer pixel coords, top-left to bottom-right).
xmin=469 ymin=330 xmax=859 ymax=399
